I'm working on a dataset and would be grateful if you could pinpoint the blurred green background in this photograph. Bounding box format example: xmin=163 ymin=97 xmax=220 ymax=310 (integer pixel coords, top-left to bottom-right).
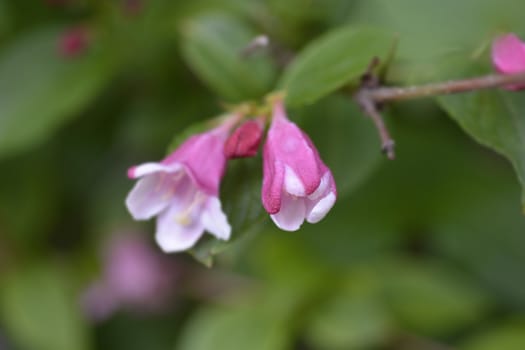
xmin=1 ymin=0 xmax=525 ymax=349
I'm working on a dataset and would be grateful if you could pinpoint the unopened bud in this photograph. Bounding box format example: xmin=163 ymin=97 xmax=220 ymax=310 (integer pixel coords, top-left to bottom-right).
xmin=224 ymin=119 xmax=264 ymax=159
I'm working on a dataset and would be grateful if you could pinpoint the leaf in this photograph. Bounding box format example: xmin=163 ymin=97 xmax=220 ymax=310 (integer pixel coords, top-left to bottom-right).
xmin=0 ymin=27 xmax=115 ymax=159
xmin=0 ymin=263 xmax=90 ymax=350
xmin=461 ymin=319 xmax=525 ymax=350
xmin=437 ymin=61 xmax=525 ymax=210
xmin=179 ymin=13 xmax=276 ymax=102
xmin=378 ymin=258 xmax=492 ymax=336
xmin=297 ymin=94 xmax=382 ymax=196
xmin=189 ymin=157 xmax=267 ymax=266
xmin=305 ymin=272 xmax=392 ymax=349
xmin=279 ymin=26 xmax=393 ymax=107
xmin=176 ymin=291 xmax=293 ymax=350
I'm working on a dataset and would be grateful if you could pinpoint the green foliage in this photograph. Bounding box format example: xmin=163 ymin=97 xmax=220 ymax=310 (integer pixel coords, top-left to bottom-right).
xmin=280 ymin=26 xmax=393 ymax=107
xmin=0 ymin=27 xmax=115 ymax=159
xmin=461 ymin=320 xmax=525 ymax=350
xmin=0 ymin=263 xmax=90 ymax=350
xmin=179 ymin=13 xmax=277 ymax=102
xmin=438 ymin=79 xmax=525 ymax=210
xmin=1 ymin=0 xmax=525 ymax=349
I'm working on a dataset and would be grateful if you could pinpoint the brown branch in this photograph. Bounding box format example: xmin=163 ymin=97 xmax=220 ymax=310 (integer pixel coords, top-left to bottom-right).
xmin=369 ymin=71 xmax=525 ymax=103
xmin=355 ymin=58 xmax=525 ymax=160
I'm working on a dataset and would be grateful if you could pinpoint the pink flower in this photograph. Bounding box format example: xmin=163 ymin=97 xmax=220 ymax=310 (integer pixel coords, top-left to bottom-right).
xmin=126 ymin=121 xmax=233 ymax=252
xmin=58 ymin=26 xmax=91 ymax=59
xmin=262 ymin=100 xmax=336 ymax=231
xmin=81 ymin=233 xmax=178 ymax=321
xmin=492 ymin=33 xmax=525 ymax=89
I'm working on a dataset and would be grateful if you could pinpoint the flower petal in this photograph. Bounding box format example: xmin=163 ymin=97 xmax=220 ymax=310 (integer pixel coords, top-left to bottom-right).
xmin=125 ymin=172 xmax=181 ymax=220
xmin=128 ymin=162 xmax=181 ymax=179
xmin=284 ymin=165 xmax=306 ymax=196
xmin=155 ymin=201 xmax=204 ymax=253
xmin=201 ymin=197 xmax=231 ymax=240
xmin=492 ymin=33 xmax=525 ymax=74
xmin=306 ymin=192 xmax=336 ymax=224
xmin=270 ymin=193 xmax=306 ymax=231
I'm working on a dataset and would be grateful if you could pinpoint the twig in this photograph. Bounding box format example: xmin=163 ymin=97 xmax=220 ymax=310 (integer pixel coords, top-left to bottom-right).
xmin=355 ymin=57 xmax=396 ymax=160
xmin=240 ymin=35 xmax=270 ymax=58
xmin=369 ymin=71 xmax=525 ymax=103
xmin=355 ymin=58 xmax=525 ymax=160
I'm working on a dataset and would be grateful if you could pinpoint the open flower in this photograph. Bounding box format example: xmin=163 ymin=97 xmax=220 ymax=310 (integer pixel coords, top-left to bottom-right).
xmin=81 ymin=233 xmax=178 ymax=321
xmin=262 ymin=100 xmax=336 ymax=231
xmin=492 ymin=33 xmax=525 ymax=89
xmin=126 ymin=120 xmax=233 ymax=252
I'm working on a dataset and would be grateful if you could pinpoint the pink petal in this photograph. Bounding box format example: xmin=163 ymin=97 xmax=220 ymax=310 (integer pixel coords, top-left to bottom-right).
xmin=125 ymin=172 xmax=182 ymax=220
xmin=201 ymin=197 xmax=231 ymax=240
xmin=492 ymin=34 xmax=525 ymax=74
xmin=270 ymin=193 xmax=306 ymax=231
xmin=163 ymin=127 xmax=229 ymax=195
xmin=262 ymin=146 xmax=284 ymax=214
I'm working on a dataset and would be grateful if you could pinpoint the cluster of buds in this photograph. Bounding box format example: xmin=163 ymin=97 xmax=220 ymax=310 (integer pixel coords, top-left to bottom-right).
xmin=125 ymin=97 xmax=337 ymax=253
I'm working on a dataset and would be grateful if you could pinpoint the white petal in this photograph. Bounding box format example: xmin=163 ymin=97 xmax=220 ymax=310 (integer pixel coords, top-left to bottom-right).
xmin=284 ymin=165 xmax=305 ymax=196
xmin=201 ymin=197 xmax=231 ymax=240
xmin=125 ymin=173 xmax=178 ymax=220
xmin=308 ymin=172 xmax=330 ymax=200
xmin=155 ymin=201 xmax=205 ymax=252
xmin=306 ymin=192 xmax=336 ymax=224
xmin=270 ymin=193 xmax=306 ymax=231
xmin=130 ymin=162 xmax=182 ymax=178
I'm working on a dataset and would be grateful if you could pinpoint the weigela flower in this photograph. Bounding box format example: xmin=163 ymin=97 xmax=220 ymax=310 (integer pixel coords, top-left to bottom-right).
xmin=262 ymin=100 xmax=336 ymax=231
xmin=126 ymin=120 xmax=233 ymax=252
xmin=81 ymin=233 xmax=178 ymax=321
xmin=492 ymin=33 xmax=525 ymax=89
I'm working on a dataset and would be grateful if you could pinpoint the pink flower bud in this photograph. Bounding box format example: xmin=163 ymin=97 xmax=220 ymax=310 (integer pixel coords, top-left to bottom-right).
xmin=58 ymin=26 xmax=90 ymax=59
xmin=262 ymin=100 xmax=337 ymax=231
xmin=491 ymin=33 xmax=525 ymax=90
xmin=224 ymin=119 xmax=264 ymax=159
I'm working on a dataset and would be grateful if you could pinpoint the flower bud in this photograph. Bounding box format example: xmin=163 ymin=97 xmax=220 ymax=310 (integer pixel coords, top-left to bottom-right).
xmin=224 ymin=119 xmax=264 ymax=159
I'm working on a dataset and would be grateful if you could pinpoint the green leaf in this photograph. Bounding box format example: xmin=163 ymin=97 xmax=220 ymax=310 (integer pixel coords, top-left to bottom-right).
xmin=179 ymin=13 xmax=276 ymax=102
xmin=437 ymin=62 xmax=525 ymax=210
xmin=378 ymin=258 xmax=492 ymax=336
xmin=461 ymin=319 xmax=525 ymax=350
xmin=279 ymin=26 xmax=393 ymax=107
xmin=189 ymin=157 xmax=266 ymax=266
xmin=0 ymin=27 xmax=115 ymax=159
xmin=297 ymin=94 xmax=382 ymax=195
xmin=0 ymin=263 xmax=90 ymax=350
xmin=305 ymin=272 xmax=392 ymax=350
xmin=176 ymin=292 xmax=293 ymax=350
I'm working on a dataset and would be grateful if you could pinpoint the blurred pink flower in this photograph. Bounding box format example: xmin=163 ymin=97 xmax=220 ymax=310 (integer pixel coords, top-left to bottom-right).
xmin=126 ymin=119 xmax=235 ymax=252
xmin=262 ymin=100 xmax=336 ymax=231
xmin=58 ymin=26 xmax=90 ymax=59
xmin=492 ymin=33 xmax=525 ymax=90
xmin=81 ymin=234 xmax=177 ymax=322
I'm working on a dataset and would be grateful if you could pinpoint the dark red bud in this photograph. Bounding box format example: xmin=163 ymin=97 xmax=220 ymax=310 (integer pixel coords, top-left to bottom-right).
xmin=58 ymin=26 xmax=90 ymax=59
xmin=224 ymin=120 xmax=264 ymax=159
